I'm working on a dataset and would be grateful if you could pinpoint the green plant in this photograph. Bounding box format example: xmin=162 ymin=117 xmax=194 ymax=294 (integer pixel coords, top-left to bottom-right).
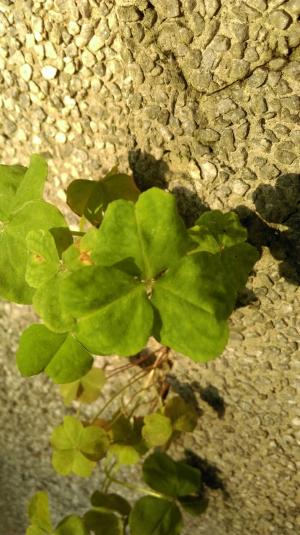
xmin=0 ymin=155 xmax=259 ymax=534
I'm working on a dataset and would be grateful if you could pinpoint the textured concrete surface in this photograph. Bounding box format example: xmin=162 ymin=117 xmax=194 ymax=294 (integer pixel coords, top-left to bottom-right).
xmin=0 ymin=0 xmax=299 ymax=534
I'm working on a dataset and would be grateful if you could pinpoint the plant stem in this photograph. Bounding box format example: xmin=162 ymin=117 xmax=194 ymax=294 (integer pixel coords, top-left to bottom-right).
xmin=91 ymin=370 xmax=148 ymax=422
xmin=70 ymin=230 xmax=85 ymax=236
xmin=109 ymin=476 xmax=164 ymax=499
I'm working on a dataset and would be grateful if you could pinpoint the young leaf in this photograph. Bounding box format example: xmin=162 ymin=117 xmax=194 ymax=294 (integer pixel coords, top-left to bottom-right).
xmin=60 ymin=265 xmax=153 ymax=356
xmin=143 ymin=452 xmax=201 ymax=498
xmin=129 ymin=496 xmax=182 ymax=535
xmin=91 ymin=188 xmax=191 ymax=279
xmin=16 ymin=324 xmax=93 ymax=384
xmin=178 ymin=495 xmax=208 ymax=516
xmin=26 ymin=491 xmax=53 ymax=535
xmin=151 ymin=254 xmax=231 ymax=361
xmin=83 ymin=510 xmax=123 ymax=535
xmin=142 ymin=413 xmax=173 ymax=447
xmin=90 ymin=491 xmax=131 ymax=517
xmin=51 ymin=416 xmax=109 ymax=477
xmin=54 ymin=515 xmax=88 ymax=535
xmin=109 ymin=444 xmax=140 ymax=465
xmin=164 ymin=396 xmax=198 ymax=433
xmin=60 ymin=367 xmax=106 ymax=405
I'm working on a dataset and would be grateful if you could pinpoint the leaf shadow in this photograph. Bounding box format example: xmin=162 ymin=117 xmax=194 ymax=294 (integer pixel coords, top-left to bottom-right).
xmin=184 ymin=449 xmax=229 ymax=498
xmin=235 ymin=173 xmax=300 ymax=286
xmin=191 ymin=382 xmax=226 ymax=419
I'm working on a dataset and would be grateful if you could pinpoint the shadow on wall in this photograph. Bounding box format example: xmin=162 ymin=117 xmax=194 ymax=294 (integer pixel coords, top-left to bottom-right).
xmin=129 ymin=150 xmax=300 ymax=286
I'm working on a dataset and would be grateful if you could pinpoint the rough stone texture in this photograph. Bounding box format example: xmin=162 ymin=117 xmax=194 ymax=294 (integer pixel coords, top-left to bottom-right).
xmin=0 ymin=0 xmax=299 ymax=534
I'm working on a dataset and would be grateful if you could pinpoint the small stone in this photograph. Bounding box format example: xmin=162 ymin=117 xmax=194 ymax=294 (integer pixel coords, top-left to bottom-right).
xmin=151 ymin=0 xmax=180 ymax=18
xmin=197 ymin=129 xmax=220 ymax=144
xmin=19 ymin=63 xmax=32 ymax=82
xmin=199 ymin=161 xmax=218 ymax=180
xmin=268 ymin=58 xmax=287 ymax=71
xmin=269 ymin=10 xmax=292 ymax=30
xmin=261 ymin=163 xmax=280 ymax=179
xmin=41 ymin=65 xmax=58 ymax=80
xmin=45 ymin=42 xmax=57 ymax=59
xmin=274 ymin=149 xmax=296 ymax=165
xmin=244 ymin=46 xmax=259 ymax=62
xmin=251 ymin=95 xmax=268 ymax=114
xmin=230 ymin=59 xmax=250 ymax=79
xmin=81 ymin=50 xmax=95 ymax=68
xmin=56 ymin=119 xmax=69 ymax=133
xmin=67 ymin=21 xmax=80 ymax=36
xmin=218 ymin=98 xmax=237 ymax=114
xmin=232 ymin=180 xmax=250 ymax=196
xmin=75 ymin=23 xmax=94 ymax=48
xmin=248 ymin=68 xmax=268 ymax=88
xmin=117 ymin=6 xmax=141 ymax=22
xmin=55 ymin=132 xmax=66 ymax=143
xmin=87 ymin=35 xmax=103 ymax=53
xmin=247 ymin=0 xmax=267 ymax=10
xmin=204 ymin=0 xmax=220 ymax=18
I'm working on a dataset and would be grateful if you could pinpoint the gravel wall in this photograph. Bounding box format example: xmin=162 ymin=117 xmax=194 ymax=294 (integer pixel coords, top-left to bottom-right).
xmin=0 ymin=0 xmax=299 ymax=534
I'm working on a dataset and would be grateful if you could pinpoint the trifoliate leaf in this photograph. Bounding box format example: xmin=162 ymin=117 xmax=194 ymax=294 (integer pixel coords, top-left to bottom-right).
xmin=129 ymin=496 xmax=182 ymax=535
xmin=54 ymin=515 xmax=88 ymax=535
xmin=66 ymin=171 xmax=140 ymax=226
xmin=143 ymin=452 xmax=201 ymax=498
xmin=51 ymin=416 xmax=109 ymax=477
xmin=142 ymin=413 xmax=173 ymax=447
xmin=60 ymin=265 xmax=153 ymax=356
xmin=27 ymin=491 xmax=53 ymax=534
xmin=91 ymin=188 xmax=191 ymax=279
xmin=60 ymin=367 xmax=106 ymax=404
xmin=16 ymin=324 xmax=93 ymax=383
xmin=164 ymin=396 xmax=198 ymax=433
xmin=83 ymin=510 xmax=123 ymax=535
xmin=90 ymin=492 xmax=131 ymax=517
xmin=152 ymin=253 xmax=231 ymax=361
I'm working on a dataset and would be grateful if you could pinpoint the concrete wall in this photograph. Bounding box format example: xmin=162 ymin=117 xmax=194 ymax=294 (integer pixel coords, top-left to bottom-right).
xmin=0 ymin=1 xmax=299 ymax=533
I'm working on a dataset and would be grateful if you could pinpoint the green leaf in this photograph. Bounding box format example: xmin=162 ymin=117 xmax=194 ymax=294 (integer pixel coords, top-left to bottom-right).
xmin=142 ymin=413 xmax=173 ymax=447
xmin=143 ymin=452 xmax=201 ymax=498
xmin=0 ymin=200 xmax=66 ymax=303
xmin=129 ymin=497 xmax=182 ymax=535
xmin=60 ymin=367 xmax=106 ymax=404
xmin=178 ymin=495 xmax=208 ymax=516
xmin=27 ymin=491 xmax=53 ymax=534
xmin=54 ymin=516 xmax=88 ymax=535
xmin=109 ymin=444 xmax=140 ymax=465
xmin=26 ymin=229 xmax=60 ymax=288
xmin=60 ymin=265 xmax=153 ymax=356
xmin=221 ymin=242 xmax=259 ymax=293
xmin=49 ymin=227 xmax=73 ymax=258
xmin=83 ymin=510 xmax=123 ymax=535
xmin=191 ymin=210 xmax=248 ymax=251
xmin=51 ymin=416 xmax=109 ymax=477
xmin=32 ymin=273 xmax=75 ymax=333
xmin=66 ymin=171 xmax=140 ymax=226
xmin=16 ymin=324 xmax=93 ymax=384
xmin=152 ymin=254 xmax=231 ymax=361
xmin=91 ymin=188 xmax=191 ymax=279
xmin=164 ymin=396 xmax=198 ymax=433
xmin=91 ymin=492 xmax=131 ymax=517
xmin=0 ymin=163 xmax=26 ymax=218
xmin=12 ymin=154 xmax=48 ymax=209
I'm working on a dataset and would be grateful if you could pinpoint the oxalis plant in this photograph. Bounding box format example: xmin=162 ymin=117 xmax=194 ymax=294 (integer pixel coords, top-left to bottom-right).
xmin=0 ymin=155 xmax=259 ymax=535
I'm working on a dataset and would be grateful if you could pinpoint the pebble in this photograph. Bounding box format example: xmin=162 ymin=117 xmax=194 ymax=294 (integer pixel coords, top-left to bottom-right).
xmin=19 ymin=63 xmax=32 ymax=82
xmin=269 ymin=10 xmax=293 ymax=30
xmin=274 ymin=149 xmax=297 ymax=165
xmin=151 ymin=0 xmax=180 ymax=18
xmin=87 ymin=35 xmax=103 ymax=54
xmin=41 ymin=65 xmax=58 ymax=80
xmin=199 ymin=161 xmax=218 ymax=180
xmin=45 ymin=42 xmax=57 ymax=59
xmin=81 ymin=50 xmax=96 ymax=68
